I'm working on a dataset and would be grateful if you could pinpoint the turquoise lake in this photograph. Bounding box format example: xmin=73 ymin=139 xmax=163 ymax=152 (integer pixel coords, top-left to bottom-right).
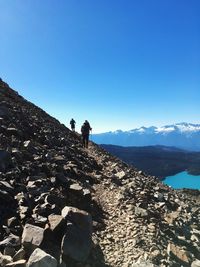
xmin=164 ymin=171 xmax=200 ymax=189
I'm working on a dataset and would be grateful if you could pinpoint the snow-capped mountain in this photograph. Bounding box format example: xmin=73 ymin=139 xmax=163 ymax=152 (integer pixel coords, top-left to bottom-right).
xmin=92 ymin=123 xmax=200 ymax=151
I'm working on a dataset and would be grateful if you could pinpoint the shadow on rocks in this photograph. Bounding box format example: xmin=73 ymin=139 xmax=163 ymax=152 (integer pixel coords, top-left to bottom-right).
xmin=62 ymin=243 xmax=110 ymax=267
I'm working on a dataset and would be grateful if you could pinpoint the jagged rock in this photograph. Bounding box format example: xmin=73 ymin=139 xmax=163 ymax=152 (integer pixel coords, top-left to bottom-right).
xmin=69 ymin=183 xmax=83 ymax=192
xmin=0 ymin=252 xmax=12 ymax=266
xmin=7 ymin=128 xmax=22 ymax=137
xmin=5 ymin=259 xmax=26 ymax=267
xmin=7 ymin=217 xmax=19 ymax=227
xmin=48 ymin=214 xmax=65 ymax=233
xmin=115 ymin=170 xmax=126 ymax=179
xmin=0 ymin=181 xmax=14 ymax=193
xmin=135 ymin=207 xmax=148 ymax=217
xmin=27 ymin=248 xmax=57 ymax=267
xmin=22 ymin=224 xmax=44 ymax=254
xmin=61 ymin=206 xmax=92 ymax=262
xmin=4 ymin=247 xmax=16 ymax=257
xmin=167 ymin=243 xmax=190 ymax=263
xmin=13 ymin=248 xmax=25 ymax=261
xmin=0 ymin=234 xmax=21 ymax=248
xmin=192 ymin=260 xmax=200 ymax=267
xmin=164 ymin=211 xmax=180 ymax=224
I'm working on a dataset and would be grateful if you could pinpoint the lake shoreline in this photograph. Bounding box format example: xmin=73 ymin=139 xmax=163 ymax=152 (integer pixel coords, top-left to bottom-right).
xmin=163 ymin=171 xmax=200 ymax=190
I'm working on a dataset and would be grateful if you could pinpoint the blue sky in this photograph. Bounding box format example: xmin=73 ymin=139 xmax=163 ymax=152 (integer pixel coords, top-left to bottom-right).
xmin=0 ymin=0 xmax=199 ymax=133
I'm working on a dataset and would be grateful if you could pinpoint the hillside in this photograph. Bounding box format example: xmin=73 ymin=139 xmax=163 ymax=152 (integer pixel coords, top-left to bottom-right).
xmin=0 ymin=80 xmax=200 ymax=267
xmin=92 ymin=124 xmax=200 ymax=151
xmin=101 ymin=145 xmax=200 ymax=178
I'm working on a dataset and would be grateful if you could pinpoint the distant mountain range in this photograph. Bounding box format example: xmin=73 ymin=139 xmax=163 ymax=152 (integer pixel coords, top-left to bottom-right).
xmin=93 ymin=123 xmax=200 ymax=151
xmin=101 ymin=144 xmax=200 ymax=178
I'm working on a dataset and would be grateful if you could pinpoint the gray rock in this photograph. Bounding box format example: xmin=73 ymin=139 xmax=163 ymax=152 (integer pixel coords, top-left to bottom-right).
xmin=22 ymin=224 xmax=44 ymax=254
xmin=27 ymin=248 xmax=57 ymax=267
xmin=135 ymin=207 xmax=148 ymax=217
xmin=48 ymin=214 xmax=65 ymax=233
xmin=61 ymin=206 xmax=92 ymax=262
xmin=0 ymin=181 xmax=14 ymax=193
xmin=0 ymin=234 xmax=21 ymax=248
xmin=4 ymin=247 xmax=16 ymax=257
xmin=0 ymin=252 xmax=12 ymax=266
xmin=192 ymin=260 xmax=200 ymax=267
xmin=115 ymin=171 xmax=126 ymax=179
xmin=5 ymin=259 xmax=26 ymax=266
xmin=69 ymin=183 xmax=83 ymax=192
xmin=13 ymin=248 xmax=25 ymax=261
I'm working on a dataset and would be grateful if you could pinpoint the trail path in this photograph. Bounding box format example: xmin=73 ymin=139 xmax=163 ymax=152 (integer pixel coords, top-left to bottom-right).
xmin=88 ymin=143 xmax=158 ymax=267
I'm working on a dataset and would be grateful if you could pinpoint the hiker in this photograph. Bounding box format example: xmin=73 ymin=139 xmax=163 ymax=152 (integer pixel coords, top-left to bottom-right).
xmin=70 ymin=118 xmax=76 ymax=131
xmin=81 ymin=120 xmax=92 ymax=148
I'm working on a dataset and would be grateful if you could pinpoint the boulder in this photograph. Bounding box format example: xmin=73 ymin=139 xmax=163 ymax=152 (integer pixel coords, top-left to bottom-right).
xmin=27 ymin=248 xmax=57 ymax=267
xmin=61 ymin=206 xmax=92 ymax=262
xmin=48 ymin=214 xmax=65 ymax=233
xmin=22 ymin=224 xmax=44 ymax=254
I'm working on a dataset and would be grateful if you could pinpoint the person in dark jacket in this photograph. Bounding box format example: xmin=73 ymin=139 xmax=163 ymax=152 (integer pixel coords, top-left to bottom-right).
xmin=70 ymin=118 xmax=76 ymax=131
xmin=81 ymin=120 xmax=92 ymax=148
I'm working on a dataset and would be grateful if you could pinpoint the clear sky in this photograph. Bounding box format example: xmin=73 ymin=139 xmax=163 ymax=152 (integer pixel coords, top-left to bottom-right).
xmin=0 ymin=0 xmax=199 ymax=133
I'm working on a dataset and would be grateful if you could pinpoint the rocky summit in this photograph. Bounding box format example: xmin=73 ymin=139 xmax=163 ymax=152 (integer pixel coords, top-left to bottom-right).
xmin=0 ymin=80 xmax=200 ymax=267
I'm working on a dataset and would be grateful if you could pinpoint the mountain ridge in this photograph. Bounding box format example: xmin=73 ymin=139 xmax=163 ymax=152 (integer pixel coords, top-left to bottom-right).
xmin=101 ymin=144 xmax=200 ymax=178
xmin=92 ymin=123 xmax=200 ymax=151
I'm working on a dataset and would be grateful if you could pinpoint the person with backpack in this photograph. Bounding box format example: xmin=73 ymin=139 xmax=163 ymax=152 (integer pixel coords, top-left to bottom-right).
xmin=70 ymin=118 xmax=76 ymax=131
xmin=81 ymin=120 xmax=92 ymax=148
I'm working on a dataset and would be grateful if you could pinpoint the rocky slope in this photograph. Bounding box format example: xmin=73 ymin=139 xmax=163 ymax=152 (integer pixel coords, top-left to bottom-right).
xmin=0 ymin=80 xmax=200 ymax=267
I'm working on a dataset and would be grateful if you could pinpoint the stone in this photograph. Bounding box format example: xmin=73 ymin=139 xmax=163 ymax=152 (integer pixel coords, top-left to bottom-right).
xmin=5 ymin=260 xmax=26 ymax=267
xmin=0 ymin=234 xmax=21 ymax=248
xmin=27 ymin=248 xmax=57 ymax=267
xmin=192 ymin=260 xmax=200 ymax=267
xmin=7 ymin=128 xmax=22 ymax=137
xmin=69 ymin=183 xmax=83 ymax=192
xmin=7 ymin=217 xmax=18 ymax=228
xmin=135 ymin=207 xmax=148 ymax=217
xmin=0 ymin=252 xmax=12 ymax=266
xmin=167 ymin=243 xmax=189 ymax=263
xmin=22 ymin=224 xmax=44 ymax=254
xmin=0 ymin=181 xmax=14 ymax=193
xmin=48 ymin=214 xmax=65 ymax=233
xmin=13 ymin=248 xmax=25 ymax=261
xmin=4 ymin=247 xmax=16 ymax=257
xmin=61 ymin=206 xmax=92 ymax=262
xmin=164 ymin=211 xmax=180 ymax=224
xmin=115 ymin=171 xmax=126 ymax=179
xmin=23 ymin=140 xmax=32 ymax=148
